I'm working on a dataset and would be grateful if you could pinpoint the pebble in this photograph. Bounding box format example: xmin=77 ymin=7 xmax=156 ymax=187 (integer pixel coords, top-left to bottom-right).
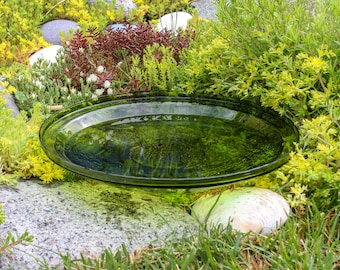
xmin=40 ymin=19 xmax=79 ymax=45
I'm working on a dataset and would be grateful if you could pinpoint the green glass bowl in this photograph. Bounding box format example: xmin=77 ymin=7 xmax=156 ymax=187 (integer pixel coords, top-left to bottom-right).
xmin=39 ymin=96 xmax=298 ymax=188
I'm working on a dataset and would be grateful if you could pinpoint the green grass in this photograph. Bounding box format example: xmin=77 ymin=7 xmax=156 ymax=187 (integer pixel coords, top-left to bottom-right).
xmin=28 ymin=203 xmax=337 ymax=269
xmin=1 ymin=201 xmax=339 ymax=269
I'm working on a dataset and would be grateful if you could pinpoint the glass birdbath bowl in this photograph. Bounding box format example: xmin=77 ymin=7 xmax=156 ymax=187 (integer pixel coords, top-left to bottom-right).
xmin=39 ymin=95 xmax=298 ymax=188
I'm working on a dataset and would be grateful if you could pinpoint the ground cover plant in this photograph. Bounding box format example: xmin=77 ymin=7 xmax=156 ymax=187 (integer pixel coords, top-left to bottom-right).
xmin=179 ymin=0 xmax=340 ymax=210
xmin=0 ymin=0 xmax=190 ymax=70
xmin=49 ymin=204 xmax=340 ymax=269
xmin=0 ymin=0 xmax=340 ymax=268
xmin=9 ymin=24 xmax=193 ymax=115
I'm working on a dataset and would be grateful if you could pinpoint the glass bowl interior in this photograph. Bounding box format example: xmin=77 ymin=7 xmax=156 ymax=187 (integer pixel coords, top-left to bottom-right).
xmin=39 ymin=96 xmax=299 ymax=188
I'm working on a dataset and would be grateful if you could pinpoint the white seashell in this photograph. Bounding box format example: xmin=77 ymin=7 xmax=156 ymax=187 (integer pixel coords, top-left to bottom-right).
xmin=191 ymin=187 xmax=290 ymax=234
xmin=157 ymin=12 xmax=192 ymax=34
xmin=29 ymin=45 xmax=64 ymax=66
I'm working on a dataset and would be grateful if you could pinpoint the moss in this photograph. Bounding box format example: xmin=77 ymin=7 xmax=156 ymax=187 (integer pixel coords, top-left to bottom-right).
xmin=99 ymin=190 xmax=141 ymax=222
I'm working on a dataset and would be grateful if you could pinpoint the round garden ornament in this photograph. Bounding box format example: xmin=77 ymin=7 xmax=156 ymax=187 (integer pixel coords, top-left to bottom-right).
xmin=39 ymin=95 xmax=298 ymax=189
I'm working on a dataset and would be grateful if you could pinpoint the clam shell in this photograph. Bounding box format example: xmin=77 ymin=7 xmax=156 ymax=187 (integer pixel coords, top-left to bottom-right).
xmin=191 ymin=187 xmax=290 ymax=234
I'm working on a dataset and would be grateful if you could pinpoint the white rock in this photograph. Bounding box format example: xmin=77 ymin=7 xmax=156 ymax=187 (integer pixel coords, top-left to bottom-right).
xmin=157 ymin=12 xmax=192 ymax=33
xmin=29 ymin=45 xmax=64 ymax=66
xmin=192 ymin=187 xmax=290 ymax=234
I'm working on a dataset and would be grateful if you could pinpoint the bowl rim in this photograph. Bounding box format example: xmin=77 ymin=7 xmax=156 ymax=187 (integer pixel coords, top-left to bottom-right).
xmin=39 ymin=95 xmax=299 ymax=188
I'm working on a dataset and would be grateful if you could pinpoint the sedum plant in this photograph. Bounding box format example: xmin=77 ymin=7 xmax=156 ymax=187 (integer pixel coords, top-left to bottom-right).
xmin=0 ymin=103 xmax=66 ymax=183
xmin=42 ymin=0 xmax=133 ymax=30
xmin=9 ymin=58 xmax=94 ymax=116
xmin=61 ymin=24 xmax=193 ymax=93
xmin=8 ymin=24 xmax=194 ymax=114
xmin=0 ymin=204 xmax=5 ymax=225
xmin=176 ymin=0 xmax=340 ymax=209
xmin=134 ymin=0 xmax=193 ymax=21
xmin=0 ymin=0 xmax=49 ymax=69
xmin=0 ymin=231 xmax=34 ymax=255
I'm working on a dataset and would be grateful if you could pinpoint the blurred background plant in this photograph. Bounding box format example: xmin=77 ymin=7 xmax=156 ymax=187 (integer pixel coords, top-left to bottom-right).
xmin=135 ymin=0 xmax=193 ymax=22
xmin=0 ymin=0 xmax=48 ymax=69
xmin=8 ymin=24 xmax=194 ymax=115
xmin=0 ymin=0 xmax=192 ymax=72
xmin=43 ymin=0 xmax=133 ymax=30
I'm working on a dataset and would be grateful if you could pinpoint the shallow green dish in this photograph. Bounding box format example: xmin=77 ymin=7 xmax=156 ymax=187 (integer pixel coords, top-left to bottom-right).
xmin=39 ymin=96 xmax=298 ymax=188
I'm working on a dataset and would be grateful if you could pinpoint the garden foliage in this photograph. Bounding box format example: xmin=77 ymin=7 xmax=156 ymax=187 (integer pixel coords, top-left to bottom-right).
xmin=0 ymin=103 xmax=65 ymax=183
xmin=8 ymin=24 xmax=193 ymax=116
xmin=0 ymin=0 xmax=189 ymax=70
xmin=0 ymin=0 xmax=340 ymax=267
xmin=176 ymin=0 xmax=340 ymax=209
xmin=60 ymin=25 xmax=193 ymax=94
xmin=134 ymin=0 xmax=192 ymax=21
xmin=0 ymin=0 xmax=48 ymax=68
xmin=0 ymin=204 xmax=5 ymax=225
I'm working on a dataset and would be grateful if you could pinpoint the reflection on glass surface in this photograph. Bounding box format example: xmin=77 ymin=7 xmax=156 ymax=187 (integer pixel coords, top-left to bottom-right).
xmin=40 ymin=96 xmax=299 ymax=188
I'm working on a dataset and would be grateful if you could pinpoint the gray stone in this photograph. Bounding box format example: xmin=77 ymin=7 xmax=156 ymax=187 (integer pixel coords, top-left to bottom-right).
xmin=40 ymin=19 xmax=79 ymax=45
xmin=191 ymin=0 xmax=218 ymax=20
xmin=0 ymin=180 xmax=198 ymax=269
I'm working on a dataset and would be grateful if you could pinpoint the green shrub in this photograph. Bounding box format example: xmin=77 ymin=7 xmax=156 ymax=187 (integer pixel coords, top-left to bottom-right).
xmin=8 ymin=25 xmax=194 ymax=114
xmin=42 ymin=0 xmax=132 ymax=30
xmin=0 ymin=204 xmax=5 ymax=225
xmin=56 ymin=203 xmax=340 ymax=269
xmin=177 ymin=0 xmax=340 ymax=209
xmin=0 ymin=103 xmax=65 ymax=183
xmin=134 ymin=0 xmax=193 ymax=21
